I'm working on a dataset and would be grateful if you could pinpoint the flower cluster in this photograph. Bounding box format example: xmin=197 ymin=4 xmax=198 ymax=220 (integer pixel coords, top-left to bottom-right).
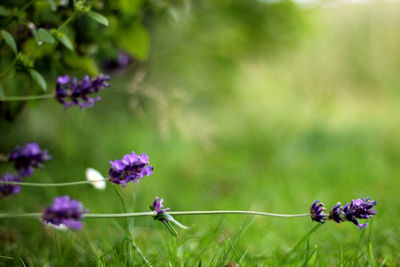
xmin=8 ymin=142 xmax=51 ymax=177
xmin=42 ymin=196 xmax=87 ymax=230
xmin=0 ymin=173 xmax=21 ymax=199
xmin=55 ymin=74 xmax=110 ymax=109
xmin=108 ymin=151 xmax=153 ymax=187
xmin=311 ymin=198 xmax=377 ymax=230
xmin=310 ymin=200 xmax=327 ymax=223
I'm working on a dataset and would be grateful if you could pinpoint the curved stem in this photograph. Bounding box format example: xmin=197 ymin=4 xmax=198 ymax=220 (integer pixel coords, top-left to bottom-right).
xmin=0 ymin=179 xmax=106 ymax=187
xmin=0 ymin=94 xmax=54 ymax=101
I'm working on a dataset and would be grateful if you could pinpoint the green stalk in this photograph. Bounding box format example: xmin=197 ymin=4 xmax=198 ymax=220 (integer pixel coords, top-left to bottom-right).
xmin=0 ymin=94 xmax=54 ymax=101
xmin=0 ymin=211 xmax=310 ymax=219
xmin=0 ymin=179 xmax=107 ymax=187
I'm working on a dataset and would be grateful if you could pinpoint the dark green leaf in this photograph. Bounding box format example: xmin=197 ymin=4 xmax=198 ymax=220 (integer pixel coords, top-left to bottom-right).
xmin=0 ymin=5 xmax=11 ymax=16
xmin=28 ymin=69 xmax=47 ymax=92
xmin=56 ymin=32 xmax=74 ymax=51
xmin=87 ymin=11 xmax=109 ymax=26
xmin=38 ymin=28 xmax=55 ymax=44
xmin=1 ymin=30 xmax=18 ymax=55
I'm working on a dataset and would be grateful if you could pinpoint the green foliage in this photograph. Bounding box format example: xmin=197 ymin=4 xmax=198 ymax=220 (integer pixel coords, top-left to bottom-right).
xmin=1 ymin=29 xmax=18 ymax=55
xmin=37 ymin=28 xmax=55 ymax=44
xmin=86 ymin=11 xmax=109 ymax=27
xmin=0 ymin=0 xmax=164 ymax=113
xmin=3 ymin=0 xmax=397 ymax=266
xmin=28 ymin=68 xmax=47 ymax=91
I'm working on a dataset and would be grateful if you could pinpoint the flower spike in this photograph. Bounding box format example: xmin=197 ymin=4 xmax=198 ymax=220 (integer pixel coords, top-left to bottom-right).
xmin=108 ymin=151 xmax=153 ymax=187
xmin=310 ymin=200 xmax=327 ymax=223
xmin=0 ymin=173 xmax=21 ymax=199
xmin=55 ymin=74 xmax=110 ymax=109
xmin=42 ymin=196 xmax=87 ymax=230
xmin=8 ymin=142 xmax=51 ymax=177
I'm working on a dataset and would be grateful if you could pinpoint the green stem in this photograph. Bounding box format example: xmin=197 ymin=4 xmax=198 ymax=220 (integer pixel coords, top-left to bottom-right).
xmin=0 ymin=94 xmax=54 ymax=101
xmin=87 ymin=210 xmax=310 ymax=218
xmin=0 ymin=213 xmax=41 ymax=218
xmin=0 ymin=210 xmax=310 ymax=219
xmin=0 ymin=179 xmax=106 ymax=187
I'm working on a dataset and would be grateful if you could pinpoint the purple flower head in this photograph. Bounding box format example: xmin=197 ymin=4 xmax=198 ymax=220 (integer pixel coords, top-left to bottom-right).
xmin=0 ymin=173 xmax=21 ymax=199
xmin=310 ymin=200 xmax=327 ymax=223
xmin=108 ymin=151 xmax=153 ymax=187
xmin=42 ymin=196 xmax=87 ymax=230
xmin=328 ymin=198 xmax=377 ymax=230
xmin=8 ymin=142 xmax=51 ymax=177
xmin=152 ymin=196 xmax=170 ymax=221
xmin=55 ymin=74 xmax=110 ymax=109
xmin=329 ymin=202 xmax=345 ymax=224
xmin=342 ymin=198 xmax=377 ymax=230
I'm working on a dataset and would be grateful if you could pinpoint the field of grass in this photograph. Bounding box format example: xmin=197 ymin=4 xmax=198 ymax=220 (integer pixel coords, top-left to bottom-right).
xmin=1 ymin=1 xmax=400 ymax=266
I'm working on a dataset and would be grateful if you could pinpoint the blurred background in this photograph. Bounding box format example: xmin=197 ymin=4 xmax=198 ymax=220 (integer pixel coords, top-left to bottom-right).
xmin=1 ymin=0 xmax=400 ymax=265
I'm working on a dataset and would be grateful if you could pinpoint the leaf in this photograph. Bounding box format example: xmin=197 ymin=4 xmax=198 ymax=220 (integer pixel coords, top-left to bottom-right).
xmin=1 ymin=30 xmax=18 ymax=55
xmin=87 ymin=11 xmax=109 ymax=26
xmin=38 ymin=29 xmax=56 ymax=44
xmin=28 ymin=69 xmax=47 ymax=92
xmin=56 ymin=32 xmax=74 ymax=51
xmin=118 ymin=23 xmax=149 ymax=61
xmin=0 ymin=5 xmax=11 ymax=16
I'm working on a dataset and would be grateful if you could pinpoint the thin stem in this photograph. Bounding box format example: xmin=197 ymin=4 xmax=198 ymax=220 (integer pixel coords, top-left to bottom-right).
xmin=0 ymin=94 xmax=54 ymax=101
xmin=0 ymin=210 xmax=311 ymax=219
xmin=85 ymin=210 xmax=309 ymax=219
xmin=0 ymin=213 xmax=41 ymax=218
xmin=169 ymin=210 xmax=310 ymax=218
xmin=0 ymin=179 xmax=106 ymax=187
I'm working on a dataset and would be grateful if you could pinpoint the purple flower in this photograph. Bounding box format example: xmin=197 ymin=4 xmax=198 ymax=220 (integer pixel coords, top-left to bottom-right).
xmin=342 ymin=198 xmax=377 ymax=230
xmin=328 ymin=198 xmax=377 ymax=230
xmin=108 ymin=151 xmax=153 ymax=187
xmin=42 ymin=196 xmax=87 ymax=230
xmin=8 ymin=142 xmax=51 ymax=177
xmin=55 ymin=74 xmax=110 ymax=109
xmin=0 ymin=173 xmax=21 ymax=199
xmin=152 ymin=196 xmax=170 ymax=221
xmin=310 ymin=200 xmax=327 ymax=223
xmin=329 ymin=202 xmax=345 ymax=223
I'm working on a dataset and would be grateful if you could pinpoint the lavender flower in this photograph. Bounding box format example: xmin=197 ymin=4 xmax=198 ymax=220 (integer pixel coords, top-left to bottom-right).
xmin=310 ymin=200 xmax=327 ymax=223
xmin=42 ymin=196 xmax=86 ymax=230
xmin=342 ymin=198 xmax=377 ymax=230
xmin=55 ymin=74 xmax=110 ymax=109
xmin=328 ymin=198 xmax=377 ymax=230
xmin=329 ymin=202 xmax=345 ymax=223
xmin=152 ymin=197 xmax=170 ymax=218
xmin=0 ymin=173 xmax=21 ymax=199
xmin=108 ymin=151 xmax=153 ymax=187
xmin=8 ymin=142 xmax=51 ymax=177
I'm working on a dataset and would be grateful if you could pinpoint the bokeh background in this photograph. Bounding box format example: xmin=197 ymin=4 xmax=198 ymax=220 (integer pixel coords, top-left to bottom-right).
xmin=1 ymin=0 xmax=400 ymax=265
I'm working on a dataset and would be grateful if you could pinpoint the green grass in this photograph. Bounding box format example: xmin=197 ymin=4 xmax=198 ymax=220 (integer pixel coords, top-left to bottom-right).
xmin=1 ymin=2 xmax=400 ymax=266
